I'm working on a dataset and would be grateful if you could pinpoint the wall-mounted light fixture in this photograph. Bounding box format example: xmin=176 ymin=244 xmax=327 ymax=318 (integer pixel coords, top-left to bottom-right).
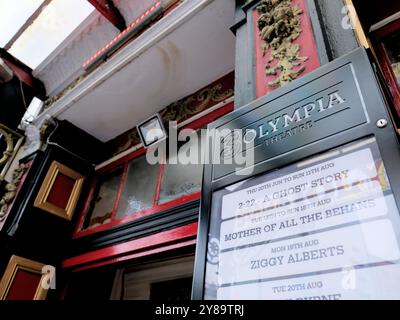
xmin=137 ymin=113 xmax=167 ymax=148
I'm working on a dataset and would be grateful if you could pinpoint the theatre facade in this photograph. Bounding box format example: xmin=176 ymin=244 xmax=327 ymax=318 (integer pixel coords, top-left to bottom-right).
xmin=0 ymin=0 xmax=400 ymax=300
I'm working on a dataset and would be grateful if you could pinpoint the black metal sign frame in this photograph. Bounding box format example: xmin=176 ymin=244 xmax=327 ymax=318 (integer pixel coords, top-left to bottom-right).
xmin=192 ymin=48 xmax=400 ymax=299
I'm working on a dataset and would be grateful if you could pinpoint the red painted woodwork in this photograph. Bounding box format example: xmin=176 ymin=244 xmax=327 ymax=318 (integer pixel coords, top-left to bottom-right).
xmin=87 ymin=0 xmax=126 ymax=31
xmin=73 ymin=103 xmax=233 ymax=238
xmin=65 ymin=223 xmax=198 ymax=270
xmin=372 ymin=19 xmax=400 ymax=40
xmin=253 ymin=0 xmax=320 ymax=98
xmin=101 ymin=147 xmax=147 ymax=175
xmin=370 ymin=18 xmax=400 ymax=119
xmin=5 ymin=269 xmax=41 ymax=300
xmin=73 ymin=239 xmax=196 ymax=272
xmin=46 ymin=173 xmax=75 ymax=209
xmin=73 ymin=179 xmax=97 ymax=236
xmin=75 ymin=191 xmax=200 ymax=238
xmin=153 ymin=163 xmax=165 ymax=206
xmin=83 ymin=1 xmax=161 ymax=68
xmin=181 ymin=102 xmax=234 ymax=131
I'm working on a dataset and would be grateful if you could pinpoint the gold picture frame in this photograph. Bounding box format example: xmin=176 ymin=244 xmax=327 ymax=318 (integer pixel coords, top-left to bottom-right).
xmin=34 ymin=161 xmax=85 ymax=221
xmin=0 ymin=255 xmax=49 ymax=300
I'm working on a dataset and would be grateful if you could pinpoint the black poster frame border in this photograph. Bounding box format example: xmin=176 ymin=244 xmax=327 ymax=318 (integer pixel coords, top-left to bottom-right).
xmin=192 ymin=48 xmax=400 ymax=300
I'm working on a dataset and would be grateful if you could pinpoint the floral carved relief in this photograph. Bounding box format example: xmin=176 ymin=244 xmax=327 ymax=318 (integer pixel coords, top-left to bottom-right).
xmin=160 ymin=83 xmax=234 ymax=123
xmin=256 ymin=0 xmax=308 ymax=88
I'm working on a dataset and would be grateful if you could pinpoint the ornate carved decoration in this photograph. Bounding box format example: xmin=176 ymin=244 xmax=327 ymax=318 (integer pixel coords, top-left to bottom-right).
xmin=0 ymin=163 xmax=29 ymax=221
xmin=256 ymin=0 xmax=308 ymax=88
xmin=0 ymin=126 xmax=15 ymax=167
xmin=39 ymin=119 xmax=56 ymax=142
xmin=160 ymin=83 xmax=234 ymax=123
xmin=43 ymin=75 xmax=87 ymax=110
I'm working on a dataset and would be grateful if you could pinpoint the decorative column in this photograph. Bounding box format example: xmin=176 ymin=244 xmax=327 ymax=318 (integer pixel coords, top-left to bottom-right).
xmin=232 ymin=0 xmax=361 ymax=109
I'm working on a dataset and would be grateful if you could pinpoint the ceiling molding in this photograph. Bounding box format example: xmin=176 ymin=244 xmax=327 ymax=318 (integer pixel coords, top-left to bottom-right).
xmin=33 ymin=0 xmax=214 ymax=126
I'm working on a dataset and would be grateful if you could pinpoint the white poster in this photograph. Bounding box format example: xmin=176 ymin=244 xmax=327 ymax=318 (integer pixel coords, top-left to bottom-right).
xmin=207 ymin=140 xmax=400 ymax=300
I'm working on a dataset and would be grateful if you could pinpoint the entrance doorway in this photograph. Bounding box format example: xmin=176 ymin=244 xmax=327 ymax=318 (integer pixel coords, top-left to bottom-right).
xmin=64 ymin=253 xmax=195 ymax=301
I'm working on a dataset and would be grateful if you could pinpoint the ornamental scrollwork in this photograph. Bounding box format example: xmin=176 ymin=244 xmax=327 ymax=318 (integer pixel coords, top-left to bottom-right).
xmin=0 ymin=163 xmax=29 ymax=221
xmin=256 ymin=0 xmax=308 ymax=88
xmin=0 ymin=127 xmax=15 ymax=167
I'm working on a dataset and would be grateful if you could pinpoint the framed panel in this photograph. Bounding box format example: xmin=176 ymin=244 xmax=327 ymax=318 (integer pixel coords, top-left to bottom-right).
xmin=73 ymin=102 xmax=234 ymax=238
xmin=34 ymin=161 xmax=85 ymax=221
xmin=0 ymin=255 xmax=49 ymax=300
xmin=64 ymin=222 xmax=198 ymax=271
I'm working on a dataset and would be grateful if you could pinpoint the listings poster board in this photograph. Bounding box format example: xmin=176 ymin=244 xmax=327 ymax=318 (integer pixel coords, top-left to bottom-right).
xmin=204 ymin=137 xmax=400 ymax=300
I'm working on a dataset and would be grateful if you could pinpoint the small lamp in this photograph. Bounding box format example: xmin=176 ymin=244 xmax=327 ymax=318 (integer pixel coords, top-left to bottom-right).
xmin=137 ymin=113 xmax=167 ymax=148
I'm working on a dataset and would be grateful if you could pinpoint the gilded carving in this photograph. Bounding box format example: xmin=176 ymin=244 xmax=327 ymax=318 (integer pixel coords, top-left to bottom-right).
xmin=256 ymin=0 xmax=308 ymax=88
xmin=43 ymin=75 xmax=86 ymax=110
xmin=0 ymin=163 xmax=29 ymax=221
xmin=115 ymin=129 xmax=141 ymax=155
xmin=0 ymin=126 xmax=15 ymax=167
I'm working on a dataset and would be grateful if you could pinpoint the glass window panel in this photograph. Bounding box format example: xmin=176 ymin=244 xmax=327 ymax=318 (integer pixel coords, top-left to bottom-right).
xmin=0 ymin=0 xmax=45 ymax=47
xmin=382 ymin=29 xmax=400 ymax=86
xmin=115 ymin=156 xmax=159 ymax=219
xmin=159 ymin=130 xmax=204 ymax=204
xmin=8 ymin=0 xmax=94 ymax=69
xmin=85 ymin=168 xmax=123 ymax=229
